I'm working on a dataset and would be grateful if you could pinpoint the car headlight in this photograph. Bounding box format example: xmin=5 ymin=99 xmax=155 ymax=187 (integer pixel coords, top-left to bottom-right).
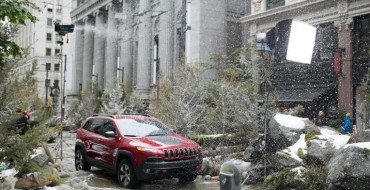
xmin=136 ymin=147 xmax=158 ymax=153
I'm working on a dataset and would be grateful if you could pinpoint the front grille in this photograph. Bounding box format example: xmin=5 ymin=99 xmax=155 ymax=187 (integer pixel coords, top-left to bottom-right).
xmin=164 ymin=147 xmax=198 ymax=159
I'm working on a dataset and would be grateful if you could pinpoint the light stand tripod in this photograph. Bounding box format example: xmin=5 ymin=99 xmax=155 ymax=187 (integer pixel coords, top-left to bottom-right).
xmin=53 ymin=127 xmax=64 ymax=161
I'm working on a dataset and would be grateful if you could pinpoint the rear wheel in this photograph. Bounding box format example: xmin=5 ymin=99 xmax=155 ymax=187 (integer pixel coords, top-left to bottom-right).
xmin=75 ymin=148 xmax=91 ymax=171
xmin=117 ymin=159 xmax=140 ymax=188
xmin=178 ymin=174 xmax=197 ymax=184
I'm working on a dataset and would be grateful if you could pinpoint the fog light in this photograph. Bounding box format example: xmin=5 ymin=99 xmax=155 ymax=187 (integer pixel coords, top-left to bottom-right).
xmin=145 ymin=169 xmax=151 ymax=173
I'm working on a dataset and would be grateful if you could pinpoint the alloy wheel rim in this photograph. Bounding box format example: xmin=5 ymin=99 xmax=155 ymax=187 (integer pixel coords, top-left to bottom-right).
xmin=119 ymin=164 xmax=131 ymax=186
xmin=75 ymin=151 xmax=82 ymax=169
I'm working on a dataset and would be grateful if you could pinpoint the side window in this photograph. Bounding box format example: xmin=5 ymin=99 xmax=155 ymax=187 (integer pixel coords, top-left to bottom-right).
xmin=97 ymin=120 xmax=117 ymax=136
xmin=82 ymin=119 xmax=93 ymax=130
xmin=83 ymin=119 xmax=105 ymax=134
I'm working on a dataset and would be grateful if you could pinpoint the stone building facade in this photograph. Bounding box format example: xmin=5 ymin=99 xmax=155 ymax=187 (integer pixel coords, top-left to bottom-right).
xmin=241 ymin=0 xmax=370 ymax=134
xmin=14 ymin=0 xmax=73 ymax=108
xmin=70 ymin=0 xmax=248 ymax=99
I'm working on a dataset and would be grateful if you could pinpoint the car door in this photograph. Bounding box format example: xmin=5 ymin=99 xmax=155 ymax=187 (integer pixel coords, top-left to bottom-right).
xmin=83 ymin=118 xmax=106 ymax=161
xmin=96 ymin=120 xmax=119 ymax=168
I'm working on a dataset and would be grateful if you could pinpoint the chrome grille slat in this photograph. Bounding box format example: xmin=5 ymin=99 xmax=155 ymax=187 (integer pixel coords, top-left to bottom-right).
xmin=164 ymin=147 xmax=197 ymax=159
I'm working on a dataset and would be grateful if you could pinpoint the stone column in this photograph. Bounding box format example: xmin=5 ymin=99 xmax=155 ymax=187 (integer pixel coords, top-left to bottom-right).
xmin=121 ymin=0 xmax=134 ymax=84
xmin=336 ymin=18 xmax=353 ymax=116
xmin=74 ymin=21 xmax=84 ymax=93
xmin=104 ymin=4 xmax=119 ymax=90
xmin=136 ymin=0 xmax=152 ymax=98
xmin=159 ymin=1 xmax=175 ymax=79
xmin=82 ymin=16 xmax=94 ymax=91
xmin=93 ymin=10 xmax=106 ymax=88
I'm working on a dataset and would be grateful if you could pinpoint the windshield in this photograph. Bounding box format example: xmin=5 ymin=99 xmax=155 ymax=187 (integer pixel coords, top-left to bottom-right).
xmin=116 ymin=119 xmax=171 ymax=137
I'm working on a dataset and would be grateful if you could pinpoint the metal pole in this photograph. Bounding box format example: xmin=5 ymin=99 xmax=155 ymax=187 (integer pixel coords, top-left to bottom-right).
xmin=61 ymin=55 xmax=67 ymax=123
xmin=60 ymin=43 xmax=64 ymax=123
xmin=45 ymin=68 xmax=49 ymax=107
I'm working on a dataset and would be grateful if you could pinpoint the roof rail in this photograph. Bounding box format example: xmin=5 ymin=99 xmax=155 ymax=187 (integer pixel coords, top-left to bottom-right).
xmin=92 ymin=113 xmax=117 ymax=118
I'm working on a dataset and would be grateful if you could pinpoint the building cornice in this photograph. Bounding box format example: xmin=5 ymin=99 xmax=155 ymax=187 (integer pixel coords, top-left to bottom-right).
xmin=241 ymin=0 xmax=370 ymax=29
xmin=240 ymin=0 xmax=337 ymax=24
xmin=71 ymin=0 xmax=112 ymax=23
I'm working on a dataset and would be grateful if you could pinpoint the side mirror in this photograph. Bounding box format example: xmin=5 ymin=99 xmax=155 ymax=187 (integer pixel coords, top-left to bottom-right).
xmin=105 ymin=131 xmax=116 ymax=138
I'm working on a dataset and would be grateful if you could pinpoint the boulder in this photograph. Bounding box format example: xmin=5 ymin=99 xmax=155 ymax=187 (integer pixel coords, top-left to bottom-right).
xmin=269 ymin=152 xmax=302 ymax=168
xmin=306 ymin=128 xmax=350 ymax=166
xmin=14 ymin=172 xmax=52 ymax=189
xmin=269 ymin=114 xmax=319 ymax=151
xmin=306 ymin=139 xmax=335 ymax=166
xmin=31 ymin=153 xmax=50 ymax=167
xmin=327 ymin=143 xmax=370 ymax=190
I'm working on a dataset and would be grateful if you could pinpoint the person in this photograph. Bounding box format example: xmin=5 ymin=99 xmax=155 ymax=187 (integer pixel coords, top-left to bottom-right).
xmin=315 ymin=110 xmax=328 ymax=127
xmin=16 ymin=111 xmax=29 ymax=135
xmin=23 ymin=110 xmax=30 ymax=119
xmin=341 ymin=112 xmax=353 ymax=135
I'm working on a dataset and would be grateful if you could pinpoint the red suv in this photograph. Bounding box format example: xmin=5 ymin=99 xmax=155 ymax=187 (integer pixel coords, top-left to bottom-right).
xmin=74 ymin=114 xmax=202 ymax=188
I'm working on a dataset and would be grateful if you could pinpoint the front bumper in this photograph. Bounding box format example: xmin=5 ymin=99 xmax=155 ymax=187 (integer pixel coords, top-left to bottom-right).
xmin=136 ymin=156 xmax=203 ymax=180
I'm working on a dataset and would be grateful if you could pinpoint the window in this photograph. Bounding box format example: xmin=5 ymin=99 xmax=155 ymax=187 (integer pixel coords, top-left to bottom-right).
xmin=47 ymin=4 xmax=53 ymax=12
xmin=56 ymin=4 xmax=62 ymax=13
xmin=46 ymin=48 xmax=51 ymax=56
xmin=45 ymin=63 xmax=51 ymax=71
xmin=83 ymin=119 xmax=105 ymax=134
xmin=54 ymin=64 xmax=60 ymax=71
xmin=266 ymin=0 xmax=284 ymax=10
xmin=46 ymin=33 xmax=52 ymax=41
xmin=55 ymin=34 xmax=61 ymax=43
xmin=97 ymin=120 xmax=116 ymax=136
xmin=55 ymin=49 xmax=60 ymax=56
xmin=56 ymin=19 xmax=61 ymax=25
xmin=47 ymin=18 xmax=53 ymax=27
xmin=152 ymin=36 xmax=159 ymax=85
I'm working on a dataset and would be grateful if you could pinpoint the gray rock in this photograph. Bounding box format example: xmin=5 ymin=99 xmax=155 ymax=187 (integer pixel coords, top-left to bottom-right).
xmin=327 ymin=145 xmax=370 ymax=190
xmin=269 ymin=114 xmax=319 ymax=151
xmin=306 ymin=139 xmax=336 ymax=166
xmin=31 ymin=154 xmax=50 ymax=167
xmin=0 ymin=178 xmax=12 ymax=190
xmin=269 ymin=152 xmax=302 ymax=168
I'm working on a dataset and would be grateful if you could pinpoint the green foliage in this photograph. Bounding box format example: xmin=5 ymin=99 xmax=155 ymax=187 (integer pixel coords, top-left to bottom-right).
xmin=101 ymin=80 xmax=127 ymax=114
xmin=151 ymin=48 xmax=267 ymax=136
xmin=291 ymin=104 xmax=305 ymax=117
xmin=264 ymin=166 xmax=328 ymax=190
xmin=328 ymin=111 xmax=346 ymax=130
xmin=297 ymin=148 xmax=307 ymax=160
xmin=67 ymin=87 xmax=103 ymax=124
xmin=0 ymin=0 xmax=40 ymax=65
xmin=0 ymin=125 xmax=53 ymax=176
xmin=305 ymin=131 xmax=320 ymax=142
xmin=301 ymin=167 xmax=328 ymax=190
xmin=362 ymin=148 xmax=370 ymax=155
xmin=263 ymin=168 xmax=297 ymax=190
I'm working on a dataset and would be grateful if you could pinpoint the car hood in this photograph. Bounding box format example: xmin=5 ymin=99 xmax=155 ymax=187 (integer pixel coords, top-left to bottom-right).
xmin=130 ymin=134 xmax=196 ymax=147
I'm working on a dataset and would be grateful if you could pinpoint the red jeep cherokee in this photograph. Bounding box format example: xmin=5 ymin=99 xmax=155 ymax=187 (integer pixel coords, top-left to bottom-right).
xmin=74 ymin=114 xmax=202 ymax=188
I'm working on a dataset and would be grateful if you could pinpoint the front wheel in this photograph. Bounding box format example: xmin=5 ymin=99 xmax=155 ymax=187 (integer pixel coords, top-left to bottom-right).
xmin=75 ymin=148 xmax=91 ymax=171
xmin=178 ymin=174 xmax=197 ymax=184
xmin=117 ymin=159 xmax=140 ymax=188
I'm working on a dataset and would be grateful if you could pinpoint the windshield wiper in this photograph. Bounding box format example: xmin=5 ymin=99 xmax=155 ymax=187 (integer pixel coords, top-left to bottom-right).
xmin=124 ymin=134 xmax=137 ymax=137
xmin=145 ymin=133 xmax=167 ymax=137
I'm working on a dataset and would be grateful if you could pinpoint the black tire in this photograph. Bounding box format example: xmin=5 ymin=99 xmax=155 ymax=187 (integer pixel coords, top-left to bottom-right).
xmin=117 ymin=159 xmax=140 ymax=189
xmin=75 ymin=148 xmax=91 ymax=171
xmin=178 ymin=174 xmax=197 ymax=184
